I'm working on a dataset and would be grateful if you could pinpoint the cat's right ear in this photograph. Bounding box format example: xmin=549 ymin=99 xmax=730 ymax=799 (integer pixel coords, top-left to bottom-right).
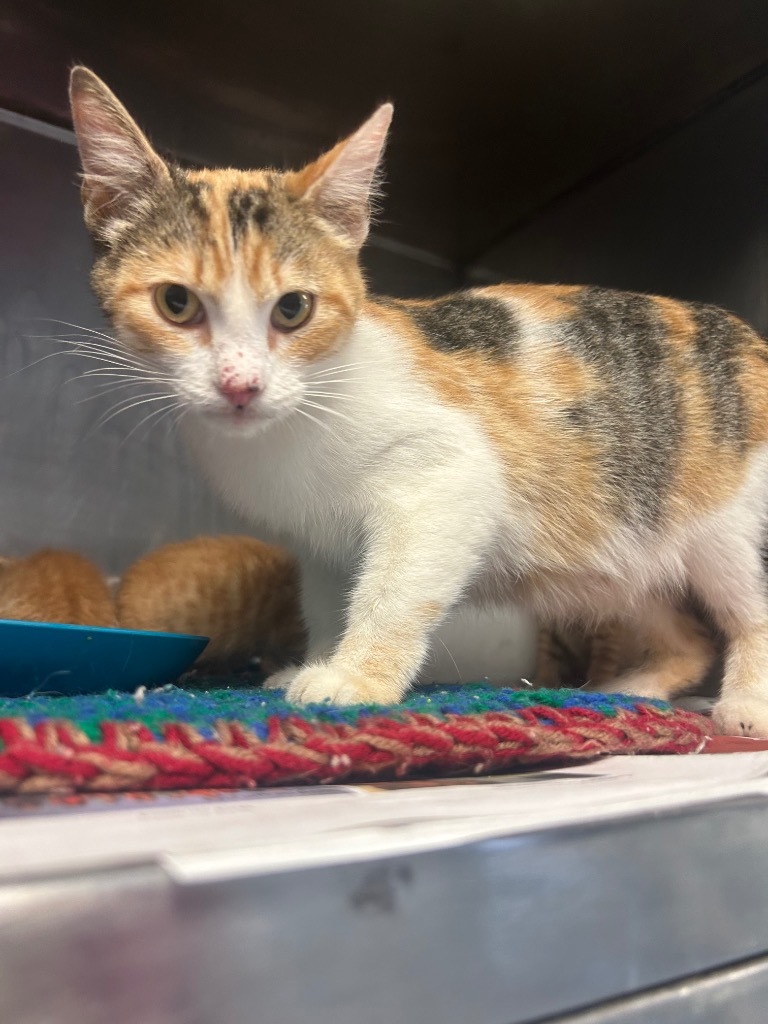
xmin=288 ymin=104 xmax=393 ymax=249
xmin=69 ymin=67 xmax=170 ymax=240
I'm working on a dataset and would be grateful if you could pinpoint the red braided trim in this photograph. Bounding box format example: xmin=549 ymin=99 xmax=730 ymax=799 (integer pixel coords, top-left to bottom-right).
xmin=0 ymin=706 xmax=711 ymax=794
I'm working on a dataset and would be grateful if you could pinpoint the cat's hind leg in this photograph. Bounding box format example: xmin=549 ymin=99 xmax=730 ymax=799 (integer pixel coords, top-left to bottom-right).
xmin=587 ymin=622 xmax=630 ymax=687
xmin=687 ymin=535 xmax=768 ymax=737
xmin=533 ymin=622 xmax=591 ymax=687
xmin=533 ymin=625 xmax=566 ymax=687
xmin=593 ymin=601 xmax=714 ymax=701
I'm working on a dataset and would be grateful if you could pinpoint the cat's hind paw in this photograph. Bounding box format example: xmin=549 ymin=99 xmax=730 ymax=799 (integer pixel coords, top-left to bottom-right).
xmin=712 ymin=696 xmax=768 ymax=738
xmin=590 ymin=672 xmax=668 ymax=699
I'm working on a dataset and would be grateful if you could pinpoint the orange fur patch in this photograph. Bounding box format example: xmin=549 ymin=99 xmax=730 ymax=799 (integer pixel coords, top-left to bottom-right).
xmin=0 ymin=550 xmax=116 ymax=628
xmin=485 ymin=283 xmax=582 ymax=320
xmin=116 ymin=536 xmax=305 ymax=671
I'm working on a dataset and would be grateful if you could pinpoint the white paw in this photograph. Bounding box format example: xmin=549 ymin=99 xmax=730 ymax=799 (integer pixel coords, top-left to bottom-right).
xmin=591 ymin=675 xmax=664 ymax=698
xmin=286 ymin=663 xmax=401 ymax=706
xmin=262 ymin=665 xmax=301 ymax=691
xmin=712 ymin=696 xmax=768 ymax=738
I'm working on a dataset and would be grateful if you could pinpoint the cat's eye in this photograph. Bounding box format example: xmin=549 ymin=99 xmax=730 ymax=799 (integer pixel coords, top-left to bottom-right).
xmin=270 ymin=291 xmax=314 ymax=332
xmin=154 ymin=284 xmax=204 ymax=325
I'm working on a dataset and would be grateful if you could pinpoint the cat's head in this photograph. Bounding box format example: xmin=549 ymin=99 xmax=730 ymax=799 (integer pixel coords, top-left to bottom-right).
xmin=69 ymin=67 xmax=391 ymax=434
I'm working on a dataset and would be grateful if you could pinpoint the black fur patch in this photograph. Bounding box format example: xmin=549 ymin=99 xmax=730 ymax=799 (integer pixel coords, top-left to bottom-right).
xmin=184 ymin=178 xmax=212 ymax=224
xmin=228 ymin=188 xmax=271 ymax=243
xmin=688 ymin=303 xmax=746 ymax=447
xmin=560 ymin=287 xmax=681 ymax=523
xmin=392 ymin=293 xmax=519 ymax=356
xmin=563 ymin=403 xmax=590 ymax=429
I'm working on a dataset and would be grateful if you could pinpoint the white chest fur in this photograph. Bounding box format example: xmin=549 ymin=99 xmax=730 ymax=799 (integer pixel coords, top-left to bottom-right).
xmin=186 ymin=318 xmax=511 ymax=565
xmin=184 ymin=318 xmax=537 ymax=685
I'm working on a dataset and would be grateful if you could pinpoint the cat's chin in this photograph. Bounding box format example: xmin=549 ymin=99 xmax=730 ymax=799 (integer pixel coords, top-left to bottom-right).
xmin=197 ymin=406 xmax=283 ymax=438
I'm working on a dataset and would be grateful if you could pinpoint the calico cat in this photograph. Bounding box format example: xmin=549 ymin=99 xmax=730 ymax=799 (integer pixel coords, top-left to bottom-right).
xmin=116 ymin=535 xmax=305 ymax=672
xmin=0 ymin=549 xmax=117 ymax=627
xmin=69 ymin=67 xmax=768 ymax=734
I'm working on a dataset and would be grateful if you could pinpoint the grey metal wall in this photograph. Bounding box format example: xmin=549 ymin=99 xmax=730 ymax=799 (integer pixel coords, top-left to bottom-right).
xmin=469 ymin=70 xmax=768 ymax=334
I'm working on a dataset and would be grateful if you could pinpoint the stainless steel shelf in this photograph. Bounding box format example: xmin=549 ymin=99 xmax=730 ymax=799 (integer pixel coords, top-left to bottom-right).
xmin=2 ymin=789 xmax=767 ymax=1024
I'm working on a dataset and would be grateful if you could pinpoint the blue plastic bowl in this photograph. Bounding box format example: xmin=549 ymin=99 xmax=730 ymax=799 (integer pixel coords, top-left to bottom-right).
xmin=0 ymin=619 xmax=209 ymax=697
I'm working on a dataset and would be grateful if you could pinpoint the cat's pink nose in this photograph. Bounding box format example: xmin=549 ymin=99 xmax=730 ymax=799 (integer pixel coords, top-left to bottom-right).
xmin=218 ymin=380 xmax=262 ymax=410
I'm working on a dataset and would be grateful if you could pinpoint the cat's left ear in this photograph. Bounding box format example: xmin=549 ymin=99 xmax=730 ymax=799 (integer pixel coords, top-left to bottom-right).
xmin=290 ymin=104 xmax=393 ymax=248
xmin=69 ymin=66 xmax=171 ymax=240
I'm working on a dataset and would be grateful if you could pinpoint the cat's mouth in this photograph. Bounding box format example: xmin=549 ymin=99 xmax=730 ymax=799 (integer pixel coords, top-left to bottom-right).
xmin=199 ymin=398 xmax=286 ymax=433
xmin=208 ymin=405 xmax=266 ymax=425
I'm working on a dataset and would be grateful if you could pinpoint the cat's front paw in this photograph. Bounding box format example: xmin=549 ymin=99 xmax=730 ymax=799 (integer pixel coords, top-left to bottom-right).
xmin=712 ymin=696 xmax=768 ymax=738
xmin=286 ymin=663 xmax=406 ymax=706
xmin=262 ymin=665 xmax=301 ymax=691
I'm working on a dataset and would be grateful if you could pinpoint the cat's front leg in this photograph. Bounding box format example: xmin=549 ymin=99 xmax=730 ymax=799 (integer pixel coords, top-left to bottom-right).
xmin=286 ymin=500 xmax=495 ymax=705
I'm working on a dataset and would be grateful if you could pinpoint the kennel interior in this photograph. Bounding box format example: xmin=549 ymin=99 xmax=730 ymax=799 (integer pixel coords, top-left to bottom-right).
xmin=3 ymin=0 xmax=768 ymax=572
xmin=2 ymin=3 xmax=768 ymax=1023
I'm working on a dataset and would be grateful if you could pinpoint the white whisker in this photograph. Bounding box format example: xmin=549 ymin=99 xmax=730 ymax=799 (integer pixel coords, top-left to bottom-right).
xmin=94 ymin=392 xmax=178 ymax=431
xmin=153 ymin=402 xmax=188 ymax=434
xmin=295 ymin=406 xmax=332 ymax=431
xmin=66 ymin=348 xmax=146 ymax=369
xmin=60 ymin=352 xmax=152 ymax=374
xmin=307 ymin=361 xmax=376 ymax=378
xmin=1 ymin=350 xmax=76 ymax=381
xmin=307 ymin=358 xmax=390 ymax=378
xmin=304 ymin=391 xmax=359 ymax=402
xmin=75 ymin=368 xmax=172 ymax=383
xmin=62 ymin=360 xmax=168 ymax=388
xmin=91 ymin=374 xmax=176 ymax=389
xmin=35 ymin=318 xmax=124 ymax=345
xmin=300 ymin=399 xmax=353 ymax=423
xmin=101 ymin=389 xmax=177 ymax=414
xmin=433 ymin=635 xmax=463 ymax=684
xmin=77 ymin=378 xmax=177 ymax=403
xmin=24 ymin=333 xmax=96 ymax=339
xmin=120 ymin=400 xmax=186 ymax=445
xmin=61 ymin=347 xmax=140 ymax=366
xmin=25 ymin=332 xmax=135 ymax=351
xmin=30 ymin=333 xmax=125 ymax=349
xmin=54 ymin=342 xmax=155 ymax=371
xmin=27 ymin=327 xmax=159 ymax=374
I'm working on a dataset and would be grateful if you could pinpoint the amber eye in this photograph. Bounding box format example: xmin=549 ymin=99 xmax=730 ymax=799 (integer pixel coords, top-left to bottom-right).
xmin=270 ymin=291 xmax=314 ymax=332
xmin=154 ymin=284 xmax=204 ymax=325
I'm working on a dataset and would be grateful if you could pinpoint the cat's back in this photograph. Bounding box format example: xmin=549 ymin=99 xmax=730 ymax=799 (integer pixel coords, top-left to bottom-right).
xmin=374 ymin=283 xmax=766 ymax=374
xmin=366 ymin=283 xmax=768 ymax=546
xmin=370 ymin=283 xmax=768 ymax=453
xmin=0 ymin=549 xmax=116 ymax=627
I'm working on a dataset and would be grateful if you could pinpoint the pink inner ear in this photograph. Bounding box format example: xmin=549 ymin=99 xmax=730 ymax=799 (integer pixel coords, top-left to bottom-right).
xmin=74 ymin=96 xmax=152 ymax=181
xmin=70 ymin=78 xmax=170 ymax=230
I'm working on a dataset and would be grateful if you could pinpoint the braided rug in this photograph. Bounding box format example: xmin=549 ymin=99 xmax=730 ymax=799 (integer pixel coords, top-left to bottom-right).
xmin=0 ymin=684 xmax=710 ymax=794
